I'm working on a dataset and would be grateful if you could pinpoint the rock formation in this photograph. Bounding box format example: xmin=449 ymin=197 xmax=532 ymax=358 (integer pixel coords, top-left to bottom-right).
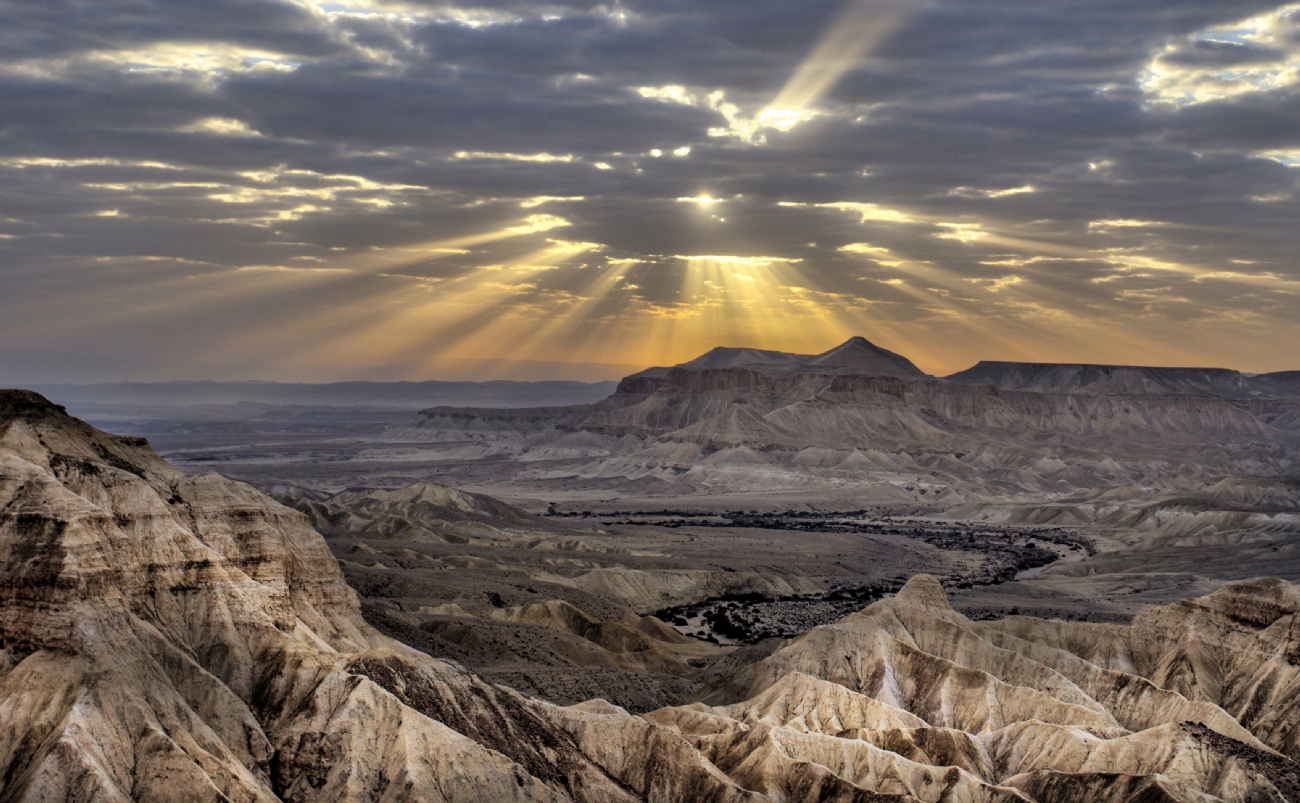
xmin=661 ymin=573 xmax=1300 ymax=802
xmin=945 ymin=362 xmax=1261 ymax=397
xmin=391 ymin=338 xmax=1298 ymax=499
xmin=265 ymin=481 xmax=548 ymax=543
xmin=4 ymin=388 xmax=1300 ymax=802
xmin=369 ymin=337 xmax=1300 ymax=604
xmin=626 ymin=336 xmax=927 ymax=380
xmin=0 ymin=390 xmax=741 ymax=801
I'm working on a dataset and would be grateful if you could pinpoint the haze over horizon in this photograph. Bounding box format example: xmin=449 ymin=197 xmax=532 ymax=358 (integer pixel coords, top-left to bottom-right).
xmin=3 ymin=0 xmax=1299 ymax=383
xmin=3 ymin=334 xmax=1291 ymax=386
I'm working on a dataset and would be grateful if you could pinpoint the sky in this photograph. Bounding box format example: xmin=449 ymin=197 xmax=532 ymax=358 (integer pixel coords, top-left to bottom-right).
xmin=1 ymin=0 xmax=1299 ymax=382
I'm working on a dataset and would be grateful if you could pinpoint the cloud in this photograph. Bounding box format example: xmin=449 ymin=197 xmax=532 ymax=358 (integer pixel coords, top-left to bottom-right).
xmin=1088 ymin=219 xmax=1171 ymax=229
xmin=933 ymin=223 xmax=988 ymax=242
xmin=178 ymin=117 xmax=264 ymax=137
xmin=809 ymin=202 xmax=915 ymax=223
xmin=948 ymin=185 xmax=1035 ymax=198
xmin=1139 ymin=4 xmax=1300 ymax=108
xmin=0 ymin=0 xmax=1298 ymax=379
xmin=519 ymin=195 xmax=585 ymax=207
xmin=454 ymin=151 xmax=576 ymax=163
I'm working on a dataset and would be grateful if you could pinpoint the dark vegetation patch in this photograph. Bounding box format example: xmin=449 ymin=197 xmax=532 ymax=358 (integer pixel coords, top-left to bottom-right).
xmin=549 ymin=508 xmax=1093 ymax=561
xmin=654 ymin=580 xmax=906 ymax=645
xmin=359 ymin=601 xmax=477 ymax=664
xmin=956 ymin=605 xmax=1132 ymax=624
xmin=587 ymin=512 xmax=1093 ymax=644
xmin=481 ymin=666 xmax=699 ymax=713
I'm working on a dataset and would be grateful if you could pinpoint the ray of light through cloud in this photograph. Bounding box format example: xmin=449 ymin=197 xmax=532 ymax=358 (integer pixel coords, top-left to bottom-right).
xmin=0 ymin=0 xmax=1298 ymax=381
xmin=767 ymin=0 xmax=927 ymax=116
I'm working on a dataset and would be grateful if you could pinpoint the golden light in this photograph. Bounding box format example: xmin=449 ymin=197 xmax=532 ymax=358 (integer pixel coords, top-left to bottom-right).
xmin=292 ymin=236 xmax=606 ymax=370
xmin=767 ymin=0 xmax=924 ymax=115
xmin=53 ymin=213 xmax=592 ymax=372
xmin=676 ymin=196 xmax=723 ymax=206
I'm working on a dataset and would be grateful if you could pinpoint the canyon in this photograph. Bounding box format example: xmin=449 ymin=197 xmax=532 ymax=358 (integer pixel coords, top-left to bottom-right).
xmin=6 ymin=335 xmax=1300 ymax=801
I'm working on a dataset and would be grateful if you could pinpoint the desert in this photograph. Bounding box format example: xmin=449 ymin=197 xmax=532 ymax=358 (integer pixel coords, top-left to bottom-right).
xmin=6 ymin=333 xmax=1300 ymax=802
xmin=5 ymin=0 xmax=1300 ymax=798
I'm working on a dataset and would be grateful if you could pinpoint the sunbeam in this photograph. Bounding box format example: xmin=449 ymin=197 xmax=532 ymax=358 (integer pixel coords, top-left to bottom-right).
xmin=767 ymin=0 xmax=925 ymax=115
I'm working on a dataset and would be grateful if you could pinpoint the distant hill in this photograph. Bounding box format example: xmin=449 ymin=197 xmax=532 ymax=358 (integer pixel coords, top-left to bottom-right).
xmin=1255 ymin=370 xmax=1300 ymax=397
xmin=676 ymin=347 xmax=809 ymax=372
xmin=626 ymin=336 xmax=927 ymax=381
xmin=803 ymin=336 xmax=927 ymax=377
xmin=946 ymin=361 xmax=1300 ymax=399
xmin=27 ymin=378 xmax=620 ymax=411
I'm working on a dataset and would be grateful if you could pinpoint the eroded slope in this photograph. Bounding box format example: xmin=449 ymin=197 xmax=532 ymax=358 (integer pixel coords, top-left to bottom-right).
xmin=4 ymin=389 xmax=1300 ymax=803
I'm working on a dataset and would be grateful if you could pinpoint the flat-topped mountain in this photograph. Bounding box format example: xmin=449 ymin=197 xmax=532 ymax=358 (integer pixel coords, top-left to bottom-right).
xmin=397 ymin=345 xmax=1297 ymax=491
xmin=625 ymin=339 xmax=1300 ymax=403
xmin=382 ymin=339 xmax=1300 ymax=587
xmin=627 ymin=336 xmax=928 ymax=381
xmin=947 ymin=361 xmax=1263 ymax=398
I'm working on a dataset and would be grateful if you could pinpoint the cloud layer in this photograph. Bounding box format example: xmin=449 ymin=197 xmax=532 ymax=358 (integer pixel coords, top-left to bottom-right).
xmin=2 ymin=0 xmax=1298 ymax=380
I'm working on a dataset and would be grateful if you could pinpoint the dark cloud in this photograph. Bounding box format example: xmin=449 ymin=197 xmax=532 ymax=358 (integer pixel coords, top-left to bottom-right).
xmin=0 ymin=0 xmax=1298 ymax=380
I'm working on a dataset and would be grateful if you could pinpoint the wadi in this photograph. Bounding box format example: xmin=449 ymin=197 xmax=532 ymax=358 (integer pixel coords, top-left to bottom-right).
xmin=4 ymin=335 xmax=1300 ymax=802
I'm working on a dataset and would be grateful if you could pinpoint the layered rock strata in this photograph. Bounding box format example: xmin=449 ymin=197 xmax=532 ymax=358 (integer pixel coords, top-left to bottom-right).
xmin=667 ymin=573 xmax=1300 ymax=802
xmin=3 ymin=389 xmax=1300 ymax=802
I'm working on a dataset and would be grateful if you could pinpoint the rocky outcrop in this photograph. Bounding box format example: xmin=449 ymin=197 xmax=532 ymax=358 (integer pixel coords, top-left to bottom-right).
xmin=0 ymin=391 xmax=745 ymax=802
xmin=661 ymin=574 xmax=1300 ymax=802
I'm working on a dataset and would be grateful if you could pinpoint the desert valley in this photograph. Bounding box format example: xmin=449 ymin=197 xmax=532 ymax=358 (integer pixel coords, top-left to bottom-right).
xmin=7 ymin=0 xmax=1300 ymax=797
xmin=5 ymin=337 xmax=1300 ymax=802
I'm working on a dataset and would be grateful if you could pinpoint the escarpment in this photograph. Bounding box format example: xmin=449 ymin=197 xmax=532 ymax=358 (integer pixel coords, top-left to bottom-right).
xmin=3 ymin=388 xmax=1300 ymax=802
xmin=392 ymin=340 xmax=1292 ymax=484
xmin=0 ymin=391 xmax=728 ymax=802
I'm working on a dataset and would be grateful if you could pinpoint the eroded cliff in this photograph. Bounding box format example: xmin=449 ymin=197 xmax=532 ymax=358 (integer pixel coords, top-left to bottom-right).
xmin=3 ymin=389 xmax=1300 ymax=802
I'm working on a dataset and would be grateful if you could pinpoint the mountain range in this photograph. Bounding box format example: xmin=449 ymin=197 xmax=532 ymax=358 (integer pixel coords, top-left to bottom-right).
xmin=392 ymin=337 xmax=1300 ymax=497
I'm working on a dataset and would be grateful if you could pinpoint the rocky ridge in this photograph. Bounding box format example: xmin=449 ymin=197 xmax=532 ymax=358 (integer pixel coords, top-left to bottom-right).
xmin=390 ymin=338 xmax=1299 ymax=501
xmin=263 ymin=481 xmax=551 ymax=544
xmin=625 ymin=337 xmax=928 ymax=381
xmin=945 ymin=362 xmax=1266 ymax=398
xmin=653 ymin=574 xmax=1300 ymax=802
